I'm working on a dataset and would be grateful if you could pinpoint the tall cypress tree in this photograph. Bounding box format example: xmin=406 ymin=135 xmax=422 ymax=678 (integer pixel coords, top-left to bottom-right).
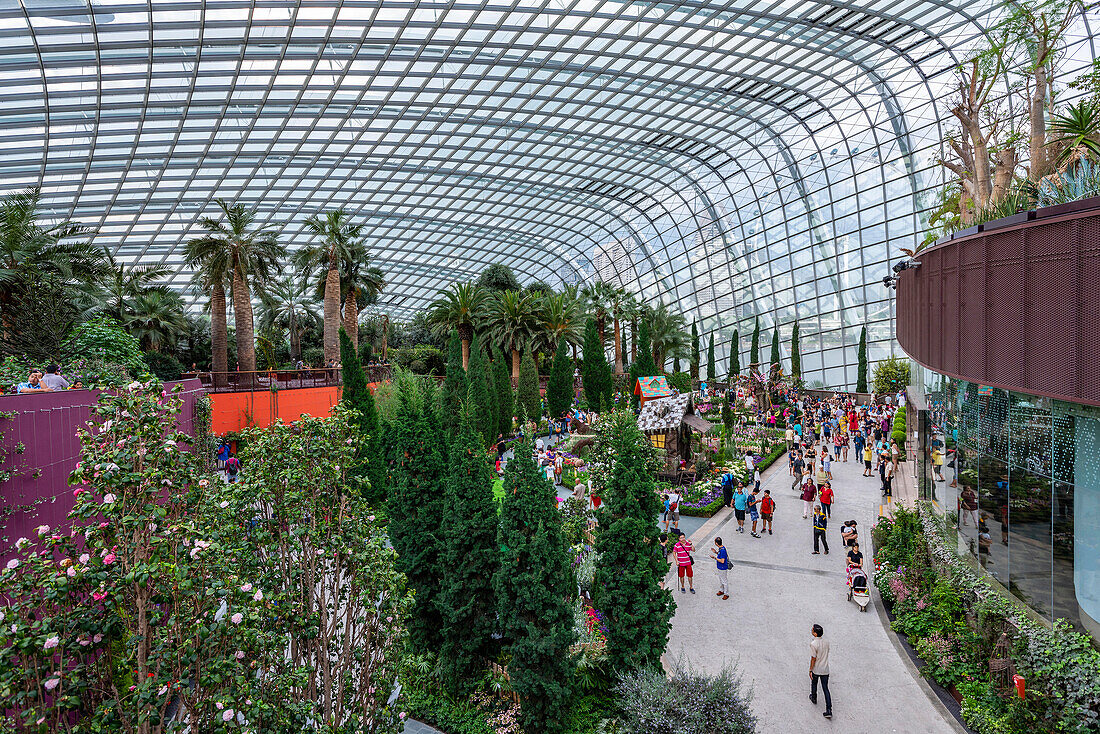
xmin=386 ymin=378 xmax=446 ymax=653
xmin=495 ymin=440 xmax=575 ymax=734
xmin=441 ymin=330 xmax=467 ymax=433
xmin=750 ymin=317 xmax=760 ymax=368
xmin=856 ymin=325 xmax=869 ymax=393
xmin=485 ymin=346 xmax=501 ymax=446
xmin=494 ymin=347 xmax=514 ymax=438
xmin=467 ymin=339 xmax=495 ymax=447
xmin=627 ymin=320 xmax=656 ymax=410
xmin=340 ymin=326 xmax=382 ymax=501
xmin=769 ymin=327 xmax=780 ymax=370
xmin=547 ymin=339 xmax=573 ymax=419
xmin=729 ymin=328 xmax=740 ymax=378
xmin=582 ymin=318 xmax=609 ymax=411
xmin=594 ymin=415 xmax=674 ymax=674
xmin=791 ymin=321 xmax=801 ymax=381
xmin=340 ymin=326 xmax=369 ymax=416
xmin=689 ymin=320 xmax=700 ymax=380
xmin=439 ymin=414 xmax=499 ymax=693
xmin=517 ymin=348 xmax=541 ymax=424
xmin=706 ymin=336 xmax=716 ymax=382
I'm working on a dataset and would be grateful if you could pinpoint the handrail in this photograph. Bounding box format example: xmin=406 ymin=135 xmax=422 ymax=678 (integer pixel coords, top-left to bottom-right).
xmin=183 ymin=366 xmax=393 ymax=393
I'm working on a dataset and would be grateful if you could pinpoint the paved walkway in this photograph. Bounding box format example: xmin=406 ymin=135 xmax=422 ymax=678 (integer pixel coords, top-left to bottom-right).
xmin=665 ymin=449 xmax=960 ymax=734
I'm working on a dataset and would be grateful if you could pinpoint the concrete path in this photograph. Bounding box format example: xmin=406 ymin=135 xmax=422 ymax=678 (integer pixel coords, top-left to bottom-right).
xmin=665 ymin=449 xmax=960 ymax=734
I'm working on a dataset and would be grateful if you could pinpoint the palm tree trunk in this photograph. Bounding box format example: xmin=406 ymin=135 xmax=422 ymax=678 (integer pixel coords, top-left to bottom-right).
xmin=211 ymin=282 xmax=228 ymax=382
xmin=289 ymin=310 xmax=301 ymax=361
xmin=458 ymin=323 xmax=472 ymax=370
xmin=613 ymin=316 xmax=623 ymax=374
xmin=631 ymin=316 xmax=637 ymax=362
xmin=231 ymin=271 xmax=257 ymax=372
xmin=381 ymin=314 xmax=389 ymax=363
xmin=323 ymin=263 xmax=340 ymax=365
xmin=343 ymin=288 xmax=359 ymax=351
xmin=512 ymin=347 xmax=520 ymax=386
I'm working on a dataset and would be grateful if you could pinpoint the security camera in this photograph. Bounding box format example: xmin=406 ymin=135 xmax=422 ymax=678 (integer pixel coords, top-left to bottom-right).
xmin=882 ymin=275 xmax=897 ymax=290
xmin=892 ymin=259 xmax=921 ymax=274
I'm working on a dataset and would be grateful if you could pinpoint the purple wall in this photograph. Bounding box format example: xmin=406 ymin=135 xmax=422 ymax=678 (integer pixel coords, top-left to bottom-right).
xmin=0 ymin=379 xmax=204 ymax=546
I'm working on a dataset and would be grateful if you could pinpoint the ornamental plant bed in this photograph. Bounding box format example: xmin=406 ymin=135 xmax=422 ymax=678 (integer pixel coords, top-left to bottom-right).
xmin=677 ymin=445 xmax=786 ymax=517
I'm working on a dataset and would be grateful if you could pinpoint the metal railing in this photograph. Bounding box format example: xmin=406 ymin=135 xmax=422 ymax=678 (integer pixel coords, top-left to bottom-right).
xmin=184 ymin=366 xmax=392 ymax=393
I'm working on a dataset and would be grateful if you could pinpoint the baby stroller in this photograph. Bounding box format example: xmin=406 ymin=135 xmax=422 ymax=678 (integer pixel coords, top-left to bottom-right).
xmin=847 ymin=565 xmax=871 ymax=612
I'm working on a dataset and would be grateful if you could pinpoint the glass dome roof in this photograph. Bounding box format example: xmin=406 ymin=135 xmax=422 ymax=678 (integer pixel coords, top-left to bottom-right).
xmin=1 ymin=0 xmax=1095 ymax=385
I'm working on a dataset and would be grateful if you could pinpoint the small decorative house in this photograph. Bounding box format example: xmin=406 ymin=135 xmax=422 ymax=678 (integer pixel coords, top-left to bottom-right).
xmin=637 ymin=392 xmax=714 ymax=477
xmin=634 ymin=375 xmax=676 ymax=407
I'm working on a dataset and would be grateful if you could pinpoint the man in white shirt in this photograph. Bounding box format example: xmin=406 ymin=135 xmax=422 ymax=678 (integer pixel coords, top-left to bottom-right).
xmin=809 ymin=624 xmax=832 ymax=719
xmin=40 ymin=364 xmax=70 ymax=391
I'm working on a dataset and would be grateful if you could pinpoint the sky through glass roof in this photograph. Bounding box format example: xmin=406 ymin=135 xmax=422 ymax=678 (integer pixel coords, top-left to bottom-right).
xmin=1 ymin=0 xmax=1096 ymax=386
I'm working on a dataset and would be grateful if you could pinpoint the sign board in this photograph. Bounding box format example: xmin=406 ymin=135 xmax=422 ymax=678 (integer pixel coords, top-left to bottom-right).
xmin=978 ymin=385 xmax=993 ymax=396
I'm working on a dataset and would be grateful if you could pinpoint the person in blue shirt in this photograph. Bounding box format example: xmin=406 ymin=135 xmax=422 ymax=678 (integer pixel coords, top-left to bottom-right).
xmin=710 ymin=536 xmax=730 ymax=600
xmin=721 ymin=471 xmax=736 ymax=508
xmin=732 ymin=485 xmax=749 ymax=534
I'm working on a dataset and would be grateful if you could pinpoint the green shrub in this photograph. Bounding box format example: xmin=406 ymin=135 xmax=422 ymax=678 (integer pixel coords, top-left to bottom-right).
xmin=391 ymin=344 xmax=446 ymax=375
xmin=62 ymin=317 xmax=145 ymax=376
xmin=142 ymin=351 xmax=183 ymax=381
xmin=666 ymin=371 xmax=692 ymax=392
xmin=872 ymin=355 xmax=910 ymax=394
xmin=606 ymin=658 xmax=756 ymax=734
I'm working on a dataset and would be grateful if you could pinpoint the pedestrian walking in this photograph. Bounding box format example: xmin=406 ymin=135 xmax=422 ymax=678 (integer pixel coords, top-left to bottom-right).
xmin=812 ymin=504 xmax=829 ymax=555
xmin=732 ymin=484 xmax=748 ymax=534
xmin=800 ymin=473 xmax=816 ymax=518
xmin=809 ymin=624 xmax=833 ymax=719
xmin=862 ymin=441 xmax=873 ymax=477
xmin=747 ymin=487 xmax=761 ymax=537
xmin=791 ymin=451 xmax=806 ymax=489
xmin=883 ymin=457 xmax=894 ymax=497
xmin=225 ymin=453 xmax=241 ymax=484
xmin=710 ymin=537 xmax=729 ymax=600
xmin=760 ymin=490 xmax=775 ymax=535
xmin=721 ymin=469 xmax=736 ymax=508
xmin=819 ymin=481 xmax=833 ymax=518
xmin=822 ymin=450 xmax=832 ymax=480
xmin=674 ymin=533 xmax=695 ymax=594
xmin=664 ymin=490 xmax=681 ymax=531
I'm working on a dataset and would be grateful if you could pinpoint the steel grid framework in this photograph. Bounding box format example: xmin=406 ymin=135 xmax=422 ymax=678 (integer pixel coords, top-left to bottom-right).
xmin=1 ymin=0 xmax=1096 ymax=387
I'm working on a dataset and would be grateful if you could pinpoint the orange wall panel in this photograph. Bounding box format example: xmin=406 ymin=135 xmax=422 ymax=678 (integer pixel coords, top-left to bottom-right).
xmin=210 ymin=386 xmax=343 ymax=434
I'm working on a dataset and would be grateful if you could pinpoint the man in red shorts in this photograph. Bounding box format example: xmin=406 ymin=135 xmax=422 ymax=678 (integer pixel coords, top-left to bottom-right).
xmin=673 ymin=531 xmax=695 ymax=594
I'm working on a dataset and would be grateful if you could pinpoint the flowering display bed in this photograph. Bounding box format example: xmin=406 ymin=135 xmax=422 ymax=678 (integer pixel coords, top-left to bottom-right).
xmin=677 ymin=444 xmax=786 ymax=517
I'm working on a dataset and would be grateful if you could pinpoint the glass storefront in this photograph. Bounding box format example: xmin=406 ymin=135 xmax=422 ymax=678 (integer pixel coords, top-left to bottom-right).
xmin=911 ymin=363 xmax=1100 ymax=640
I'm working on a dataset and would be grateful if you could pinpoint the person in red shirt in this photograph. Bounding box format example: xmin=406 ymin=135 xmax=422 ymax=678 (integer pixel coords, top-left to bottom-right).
xmin=673 ymin=532 xmax=695 ymax=594
xmin=760 ymin=490 xmax=776 ymax=535
xmin=819 ymin=481 xmax=834 ymax=518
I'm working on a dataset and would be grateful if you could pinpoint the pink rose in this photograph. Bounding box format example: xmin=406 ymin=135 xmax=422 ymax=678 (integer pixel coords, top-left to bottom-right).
xmin=79 ymin=554 xmax=90 ymax=564
xmin=93 ymin=633 xmax=103 ymax=643
xmin=73 ymin=487 xmax=86 ymax=498
xmin=44 ymin=677 xmax=60 ymax=691
xmin=66 ymin=566 xmax=76 ymax=577
xmin=235 ymin=650 xmax=245 ymax=659
xmin=5 ymin=559 xmax=18 ymax=571
xmin=240 ymin=583 xmax=253 ymax=592
xmin=92 ymin=591 xmax=106 ymax=601
xmin=222 ymin=709 xmax=234 ymax=722
xmin=252 ymin=590 xmax=262 ymax=601
xmin=230 ymin=613 xmax=243 ymax=625
xmin=44 ymin=636 xmax=59 ymax=650
xmin=103 ymin=553 xmax=117 ymax=565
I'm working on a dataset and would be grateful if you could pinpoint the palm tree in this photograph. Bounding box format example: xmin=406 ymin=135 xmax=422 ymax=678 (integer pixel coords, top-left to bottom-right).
xmin=294 ymin=209 xmax=366 ymax=365
xmin=125 ymin=290 xmax=188 ymax=352
xmin=647 ymin=303 xmax=690 ymax=371
xmin=1049 ymin=100 xmax=1100 ymax=167
xmin=581 ymin=280 xmax=617 ymax=345
xmin=84 ymin=246 xmax=172 ymax=320
xmin=484 ymin=289 xmax=540 ymax=383
xmin=427 ymin=282 xmax=488 ymax=369
xmin=0 ymin=188 xmax=102 ymax=333
xmin=259 ymin=274 xmax=321 ymax=361
xmin=184 ymin=247 xmax=231 ymax=377
xmin=186 ymin=199 xmax=283 ymax=372
xmin=339 ymin=255 xmax=385 ymax=351
xmin=537 ymin=291 xmax=585 ymax=355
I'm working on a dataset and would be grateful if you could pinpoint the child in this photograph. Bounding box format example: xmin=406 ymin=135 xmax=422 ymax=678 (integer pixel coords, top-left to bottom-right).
xmin=747 ymin=488 xmax=761 ymax=538
xmin=759 ymin=490 xmax=775 ymax=535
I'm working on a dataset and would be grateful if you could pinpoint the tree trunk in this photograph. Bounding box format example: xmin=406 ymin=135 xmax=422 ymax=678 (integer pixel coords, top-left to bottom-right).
xmin=512 ymin=348 xmax=520 ymax=386
xmin=323 ymin=262 xmax=341 ymax=365
xmin=992 ymin=147 xmax=1018 ymax=204
xmin=231 ymin=270 xmax=256 ymax=371
xmin=458 ymin=323 xmax=472 ymax=370
xmin=343 ymin=288 xmax=359 ymax=350
xmin=381 ymin=314 xmax=389 ymax=363
xmin=613 ymin=315 xmax=623 ymax=374
xmin=211 ymin=281 xmax=228 ymax=382
xmin=1031 ymin=56 xmax=1050 ymax=181
xmin=630 ymin=316 xmax=637 ymax=362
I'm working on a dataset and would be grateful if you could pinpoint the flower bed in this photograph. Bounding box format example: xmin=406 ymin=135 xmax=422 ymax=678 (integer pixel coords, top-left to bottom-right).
xmin=872 ymin=505 xmax=1100 ymax=733
xmin=677 ymin=444 xmax=786 ymax=517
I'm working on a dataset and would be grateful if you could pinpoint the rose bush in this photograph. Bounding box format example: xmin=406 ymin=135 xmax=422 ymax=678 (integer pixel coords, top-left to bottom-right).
xmin=0 ymin=383 xmax=411 ymax=733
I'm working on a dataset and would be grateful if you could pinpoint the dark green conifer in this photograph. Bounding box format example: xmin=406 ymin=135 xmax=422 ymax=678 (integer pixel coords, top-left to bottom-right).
xmin=770 ymin=327 xmax=780 ymax=369
xmin=791 ymin=321 xmax=801 ymax=380
xmin=594 ymin=415 xmax=674 ymax=674
xmin=440 ymin=330 xmax=467 ymax=433
xmin=729 ymin=329 xmax=740 ymax=377
xmin=690 ymin=320 xmax=700 ymax=380
xmin=517 ymin=349 xmax=540 ymax=424
xmin=494 ymin=440 xmax=574 ymax=734
xmin=547 ymin=339 xmax=573 ymax=420
xmin=467 ymin=338 xmax=495 ymax=447
xmin=750 ymin=317 xmax=760 ymax=368
xmin=439 ymin=413 xmax=499 ymax=693
xmin=582 ymin=319 xmax=609 ymax=412
xmin=706 ymin=336 xmax=716 ymax=382
xmin=493 ymin=348 xmax=514 ymax=438
xmin=857 ymin=325 xmax=869 ymax=392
